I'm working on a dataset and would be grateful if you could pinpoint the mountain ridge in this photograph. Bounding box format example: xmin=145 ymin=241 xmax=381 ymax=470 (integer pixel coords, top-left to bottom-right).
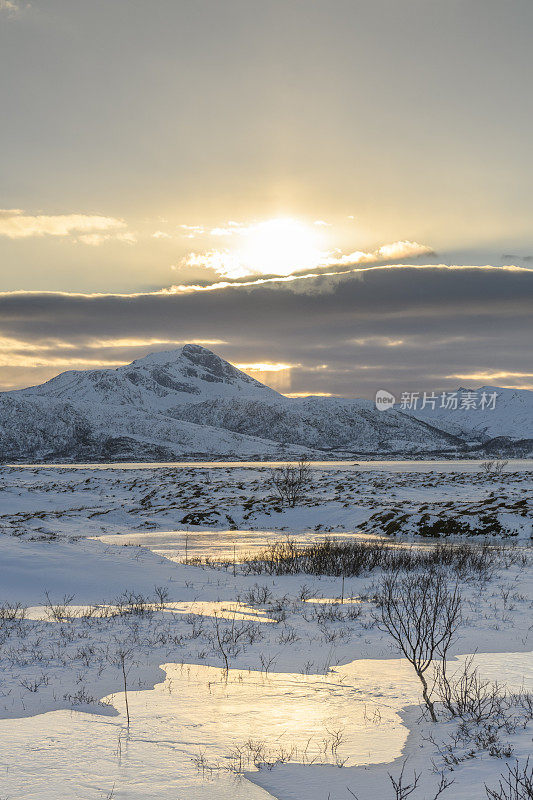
xmin=1 ymin=345 xmax=531 ymax=461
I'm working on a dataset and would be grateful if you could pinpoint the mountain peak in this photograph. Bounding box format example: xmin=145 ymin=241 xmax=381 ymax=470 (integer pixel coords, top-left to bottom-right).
xmin=16 ymin=344 xmax=281 ymax=408
xmin=129 ymin=343 xmax=212 ymax=367
xmin=126 ymin=343 xmax=265 ymax=389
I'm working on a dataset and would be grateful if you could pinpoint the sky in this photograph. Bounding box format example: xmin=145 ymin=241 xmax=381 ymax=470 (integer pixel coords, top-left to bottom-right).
xmin=1 ymin=0 xmax=532 ymax=396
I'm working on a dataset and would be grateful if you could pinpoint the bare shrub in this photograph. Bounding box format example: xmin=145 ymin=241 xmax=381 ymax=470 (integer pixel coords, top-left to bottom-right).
xmin=196 ymin=727 xmax=348 ymax=776
xmin=44 ymin=592 xmax=75 ymax=622
xmin=153 ymin=585 xmax=170 ymax=609
xmin=20 ymin=673 xmax=49 ymax=693
xmin=486 ymin=758 xmax=533 ymax=800
xmin=387 ymin=760 xmax=420 ymax=800
xmin=436 ymin=656 xmax=508 ymax=723
xmin=269 ymin=459 xmax=311 ymax=507
xmin=277 ymin=625 xmax=299 ymax=644
xmin=113 ymin=645 xmax=133 ymax=726
xmin=425 ymin=678 xmax=533 ymax=767
xmin=113 ymin=591 xmax=153 ymax=616
xmin=212 ymin=612 xmax=229 ymax=673
xmin=210 ymin=613 xmax=264 ymax=672
xmin=376 ymin=572 xmax=462 ymax=721
xmin=241 ymin=583 xmax=272 ymax=606
xmin=435 ymin=656 xmax=533 ymax=743
xmin=348 ymin=762 xmax=453 ymax=800
xmin=0 ymin=602 xmax=26 ymax=621
xmin=480 ymin=459 xmax=509 ymax=477
xmin=239 ymin=538 xmax=509 ymax=579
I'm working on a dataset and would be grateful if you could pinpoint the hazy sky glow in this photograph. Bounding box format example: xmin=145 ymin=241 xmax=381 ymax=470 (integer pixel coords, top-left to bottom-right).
xmin=1 ymin=0 xmax=532 ymax=395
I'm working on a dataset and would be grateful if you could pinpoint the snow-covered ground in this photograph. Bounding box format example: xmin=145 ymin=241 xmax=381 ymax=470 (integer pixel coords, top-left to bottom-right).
xmin=1 ymin=461 xmax=532 ymax=541
xmin=0 ymin=462 xmax=531 ymax=799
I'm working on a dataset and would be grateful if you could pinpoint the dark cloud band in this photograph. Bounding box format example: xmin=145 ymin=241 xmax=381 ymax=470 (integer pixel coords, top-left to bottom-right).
xmin=0 ymin=265 xmax=531 ymax=396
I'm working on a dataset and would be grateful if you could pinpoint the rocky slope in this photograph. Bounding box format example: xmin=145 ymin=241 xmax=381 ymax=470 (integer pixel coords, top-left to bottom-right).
xmin=173 ymin=395 xmax=462 ymax=454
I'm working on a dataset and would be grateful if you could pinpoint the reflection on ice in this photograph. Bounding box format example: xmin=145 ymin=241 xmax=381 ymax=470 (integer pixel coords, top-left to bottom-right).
xmin=94 ymin=528 xmax=369 ymax=562
xmin=25 ymin=600 xmax=277 ymax=623
xmin=0 ymin=653 xmax=529 ymax=800
xmin=93 ymin=528 xmax=447 ymax=565
xmin=14 ymin=459 xmax=533 ymax=472
xmin=304 ymin=597 xmax=362 ymax=605
xmin=0 ymin=659 xmax=421 ymax=800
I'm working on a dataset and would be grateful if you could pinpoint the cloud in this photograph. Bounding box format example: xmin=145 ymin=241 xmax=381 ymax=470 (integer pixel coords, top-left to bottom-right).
xmin=166 ymin=260 xmax=483 ymax=296
xmin=152 ymin=216 xmax=433 ymax=280
xmin=444 ymin=370 xmax=533 ymax=382
xmin=376 ymin=240 xmax=434 ymax=260
xmin=179 ymin=224 xmax=206 ymax=239
xmin=181 ymin=226 xmax=435 ymax=279
xmin=116 ymin=231 xmax=137 ymax=244
xmin=235 ymin=362 xmax=294 ymax=391
xmin=181 ymin=249 xmax=246 ymax=278
xmin=182 ymin=221 xmax=248 ymax=238
xmin=0 ymin=209 xmax=134 ymax=244
xmin=209 ymin=227 xmax=236 ymax=237
xmin=0 ymin=335 xmax=226 ymax=369
xmin=179 ymin=218 xmax=328 ymax=278
xmin=327 ymin=240 xmax=434 ymax=267
xmin=0 ymin=0 xmax=22 ymax=14
xmin=0 ymin=264 xmax=530 ymax=395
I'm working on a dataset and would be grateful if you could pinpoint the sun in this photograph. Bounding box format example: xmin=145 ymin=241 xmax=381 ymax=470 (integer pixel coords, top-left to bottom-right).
xmin=236 ymin=218 xmax=325 ymax=277
xmin=185 ymin=217 xmax=330 ymax=280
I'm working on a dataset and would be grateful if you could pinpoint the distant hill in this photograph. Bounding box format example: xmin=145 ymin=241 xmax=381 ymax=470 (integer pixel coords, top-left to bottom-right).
xmin=404 ymin=385 xmax=533 ymax=442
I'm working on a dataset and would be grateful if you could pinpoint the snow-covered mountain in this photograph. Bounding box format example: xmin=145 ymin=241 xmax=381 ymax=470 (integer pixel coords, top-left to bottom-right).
xmin=0 ymin=345 xmax=530 ymax=461
xmin=18 ymin=344 xmax=280 ymax=409
xmin=173 ymin=395 xmax=462 ymax=454
xmin=405 ymin=386 xmax=533 ymax=442
xmin=0 ymin=346 xmax=294 ymax=461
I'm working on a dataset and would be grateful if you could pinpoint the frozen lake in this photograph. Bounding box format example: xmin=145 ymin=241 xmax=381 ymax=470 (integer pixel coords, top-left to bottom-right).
xmin=95 ymin=528 xmax=380 ymax=561
xmin=95 ymin=527 xmax=464 ymax=562
xmin=0 ymin=653 xmax=530 ymax=800
xmin=11 ymin=458 xmax=533 ymax=472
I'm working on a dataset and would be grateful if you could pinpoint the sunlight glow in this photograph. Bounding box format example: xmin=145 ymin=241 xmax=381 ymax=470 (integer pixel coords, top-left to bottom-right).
xmin=235 ymin=362 xmax=294 ymax=372
xmin=184 ymin=218 xmax=328 ymax=278
xmin=235 ymin=360 xmax=294 ymax=391
xmin=237 ymin=218 xmax=325 ymax=277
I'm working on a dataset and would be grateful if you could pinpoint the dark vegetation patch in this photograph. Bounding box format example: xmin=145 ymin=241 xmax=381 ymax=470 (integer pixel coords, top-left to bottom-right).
xmin=233 ymin=538 xmax=526 ymax=578
xmin=360 ymin=498 xmax=530 ymax=538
